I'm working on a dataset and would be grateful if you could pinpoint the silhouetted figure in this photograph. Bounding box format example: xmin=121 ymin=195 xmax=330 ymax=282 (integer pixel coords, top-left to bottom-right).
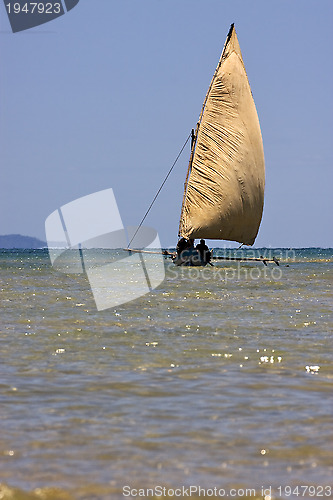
xmin=176 ymin=238 xmax=194 ymax=257
xmin=176 ymin=238 xmax=187 ymax=256
xmin=196 ymin=239 xmax=211 ymax=263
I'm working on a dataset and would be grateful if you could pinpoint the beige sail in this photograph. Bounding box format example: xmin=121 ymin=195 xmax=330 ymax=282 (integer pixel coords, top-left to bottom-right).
xmin=179 ymin=24 xmax=265 ymax=246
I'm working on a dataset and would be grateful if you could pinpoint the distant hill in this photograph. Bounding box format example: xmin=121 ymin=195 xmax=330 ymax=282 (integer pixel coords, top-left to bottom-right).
xmin=0 ymin=234 xmax=46 ymax=249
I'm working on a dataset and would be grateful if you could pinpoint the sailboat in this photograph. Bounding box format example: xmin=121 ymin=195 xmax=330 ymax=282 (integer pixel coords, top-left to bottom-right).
xmin=173 ymin=23 xmax=267 ymax=266
xmin=127 ymin=24 xmax=278 ymax=267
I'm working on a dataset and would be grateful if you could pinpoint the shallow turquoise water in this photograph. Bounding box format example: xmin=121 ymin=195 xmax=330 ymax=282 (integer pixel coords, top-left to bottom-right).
xmin=0 ymin=249 xmax=332 ymax=499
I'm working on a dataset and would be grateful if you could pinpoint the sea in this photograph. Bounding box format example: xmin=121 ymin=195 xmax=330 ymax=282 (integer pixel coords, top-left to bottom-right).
xmin=0 ymin=248 xmax=332 ymax=500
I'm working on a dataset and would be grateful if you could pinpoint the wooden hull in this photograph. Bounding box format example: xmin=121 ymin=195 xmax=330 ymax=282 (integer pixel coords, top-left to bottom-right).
xmin=172 ymin=249 xmax=208 ymax=267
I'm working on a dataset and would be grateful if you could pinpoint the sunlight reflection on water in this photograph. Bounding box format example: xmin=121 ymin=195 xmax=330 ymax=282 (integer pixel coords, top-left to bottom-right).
xmin=0 ymin=249 xmax=332 ymax=499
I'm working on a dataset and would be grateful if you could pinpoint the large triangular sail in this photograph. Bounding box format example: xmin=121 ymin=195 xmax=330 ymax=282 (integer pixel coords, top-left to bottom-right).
xmin=178 ymin=24 xmax=265 ymax=246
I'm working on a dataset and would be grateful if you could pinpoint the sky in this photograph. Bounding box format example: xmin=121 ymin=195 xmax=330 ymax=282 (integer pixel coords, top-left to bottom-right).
xmin=1 ymin=0 xmax=332 ymax=248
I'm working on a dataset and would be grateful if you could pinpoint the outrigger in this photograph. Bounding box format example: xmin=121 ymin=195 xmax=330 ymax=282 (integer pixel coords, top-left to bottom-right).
xmin=124 ymin=247 xmax=280 ymax=267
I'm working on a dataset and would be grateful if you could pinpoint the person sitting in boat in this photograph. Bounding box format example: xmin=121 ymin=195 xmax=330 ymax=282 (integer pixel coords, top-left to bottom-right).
xmin=176 ymin=238 xmax=194 ymax=257
xmin=196 ymin=239 xmax=211 ymax=263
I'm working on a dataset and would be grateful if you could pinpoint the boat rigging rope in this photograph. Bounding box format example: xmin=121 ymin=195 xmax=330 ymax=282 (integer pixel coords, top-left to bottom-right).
xmin=128 ymin=131 xmax=192 ymax=248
